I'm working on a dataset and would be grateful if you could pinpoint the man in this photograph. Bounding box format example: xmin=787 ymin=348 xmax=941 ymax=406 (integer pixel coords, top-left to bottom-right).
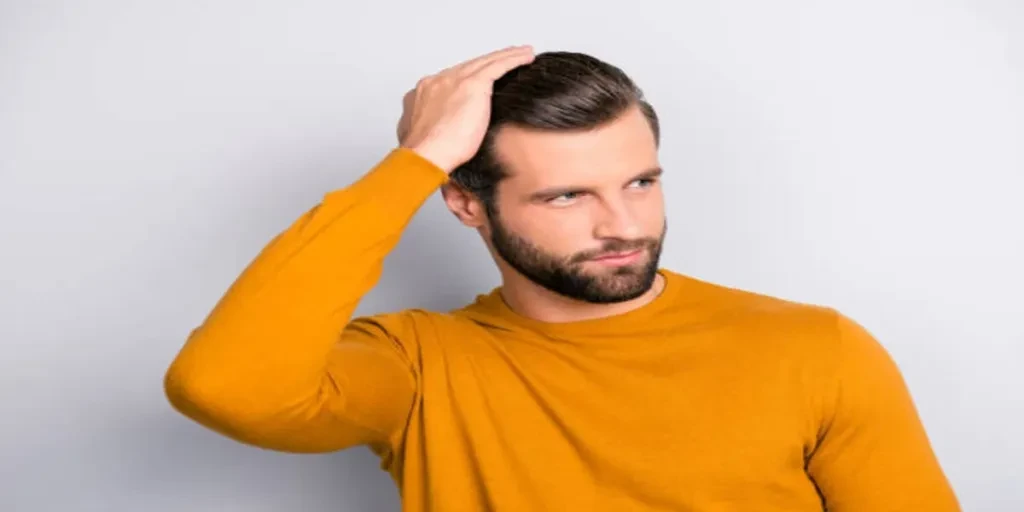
xmin=164 ymin=46 xmax=960 ymax=511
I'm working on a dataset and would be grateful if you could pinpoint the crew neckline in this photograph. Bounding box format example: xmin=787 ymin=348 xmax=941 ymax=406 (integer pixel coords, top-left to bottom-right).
xmin=462 ymin=269 xmax=686 ymax=339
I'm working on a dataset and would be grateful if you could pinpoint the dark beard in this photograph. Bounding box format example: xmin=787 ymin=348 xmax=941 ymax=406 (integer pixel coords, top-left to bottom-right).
xmin=488 ymin=212 xmax=665 ymax=304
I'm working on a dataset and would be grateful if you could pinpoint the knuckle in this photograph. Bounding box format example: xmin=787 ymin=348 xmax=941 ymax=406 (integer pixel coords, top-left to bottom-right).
xmin=416 ymin=75 xmax=434 ymax=89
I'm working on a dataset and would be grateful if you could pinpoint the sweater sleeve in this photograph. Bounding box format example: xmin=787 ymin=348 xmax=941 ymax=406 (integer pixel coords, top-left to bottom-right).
xmin=806 ymin=312 xmax=961 ymax=511
xmin=163 ymin=148 xmax=449 ymax=455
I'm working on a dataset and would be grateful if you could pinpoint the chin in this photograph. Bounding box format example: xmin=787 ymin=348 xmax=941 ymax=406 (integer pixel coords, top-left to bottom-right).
xmin=581 ymin=270 xmax=658 ymax=304
xmin=580 ymin=286 xmax=651 ymax=305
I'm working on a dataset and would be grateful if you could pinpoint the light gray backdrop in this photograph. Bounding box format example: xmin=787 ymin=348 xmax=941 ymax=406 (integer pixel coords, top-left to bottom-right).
xmin=2 ymin=1 xmax=1022 ymax=511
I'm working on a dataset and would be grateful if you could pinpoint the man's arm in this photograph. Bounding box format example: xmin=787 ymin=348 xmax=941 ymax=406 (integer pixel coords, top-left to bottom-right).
xmin=163 ymin=148 xmax=448 ymax=453
xmin=806 ymin=312 xmax=961 ymax=511
xmin=162 ymin=45 xmax=537 ymax=455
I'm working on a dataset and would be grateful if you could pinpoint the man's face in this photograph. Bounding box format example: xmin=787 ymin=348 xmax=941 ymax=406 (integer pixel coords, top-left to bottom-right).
xmin=486 ymin=105 xmax=666 ymax=304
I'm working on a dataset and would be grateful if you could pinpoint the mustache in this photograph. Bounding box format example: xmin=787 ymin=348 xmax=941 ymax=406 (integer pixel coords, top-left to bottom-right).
xmin=571 ymin=238 xmax=659 ymax=263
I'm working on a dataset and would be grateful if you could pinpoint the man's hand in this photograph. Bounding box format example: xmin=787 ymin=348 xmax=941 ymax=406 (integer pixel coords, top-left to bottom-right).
xmin=396 ymin=45 xmax=535 ymax=173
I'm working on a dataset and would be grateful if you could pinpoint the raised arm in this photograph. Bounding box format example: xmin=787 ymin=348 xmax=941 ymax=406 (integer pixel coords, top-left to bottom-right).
xmin=163 ymin=45 xmax=536 ymax=455
xmin=163 ymin=148 xmax=448 ymax=453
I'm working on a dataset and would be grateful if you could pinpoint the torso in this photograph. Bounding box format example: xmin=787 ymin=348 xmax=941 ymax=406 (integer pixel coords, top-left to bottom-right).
xmin=388 ymin=274 xmax=837 ymax=511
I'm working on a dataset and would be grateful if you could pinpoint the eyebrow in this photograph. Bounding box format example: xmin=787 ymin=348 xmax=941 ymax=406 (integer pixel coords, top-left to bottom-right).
xmin=528 ymin=167 xmax=664 ymax=202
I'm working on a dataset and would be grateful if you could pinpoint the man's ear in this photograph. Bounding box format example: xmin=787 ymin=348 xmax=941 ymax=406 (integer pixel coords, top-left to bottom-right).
xmin=440 ymin=182 xmax=488 ymax=228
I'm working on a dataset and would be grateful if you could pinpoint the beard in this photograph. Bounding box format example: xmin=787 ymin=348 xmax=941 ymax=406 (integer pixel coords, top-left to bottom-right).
xmin=488 ymin=213 xmax=666 ymax=304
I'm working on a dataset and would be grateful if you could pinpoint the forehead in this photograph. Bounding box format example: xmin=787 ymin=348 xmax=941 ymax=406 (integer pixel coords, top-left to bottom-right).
xmin=491 ymin=105 xmax=660 ymax=189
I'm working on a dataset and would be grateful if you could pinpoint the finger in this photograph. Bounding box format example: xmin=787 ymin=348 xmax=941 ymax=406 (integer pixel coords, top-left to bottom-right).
xmin=456 ymin=45 xmax=533 ymax=77
xmin=396 ymin=89 xmax=415 ymax=140
xmin=454 ymin=45 xmax=524 ymax=72
xmin=468 ymin=49 xmax=535 ymax=81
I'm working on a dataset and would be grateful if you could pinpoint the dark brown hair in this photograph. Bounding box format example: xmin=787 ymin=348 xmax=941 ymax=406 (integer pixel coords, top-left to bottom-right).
xmin=448 ymin=51 xmax=660 ymax=214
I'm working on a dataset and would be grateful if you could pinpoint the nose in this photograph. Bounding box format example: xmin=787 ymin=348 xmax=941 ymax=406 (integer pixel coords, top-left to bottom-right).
xmin=592 ymin=197 xmax=641 ymax=240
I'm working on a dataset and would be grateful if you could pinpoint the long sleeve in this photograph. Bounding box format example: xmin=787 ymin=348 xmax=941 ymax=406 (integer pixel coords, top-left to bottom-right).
xmin=163 ymin=148 xmax=449 ymax=454
xmin=807 ymin=312 xmax=961 ymax=511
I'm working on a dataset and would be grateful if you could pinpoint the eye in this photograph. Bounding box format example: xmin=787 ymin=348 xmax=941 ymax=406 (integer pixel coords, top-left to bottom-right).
xmin=548 ymin=191 xmax=582 ymax=205
xmin=629 ymin=178 xmax=657 ymax=189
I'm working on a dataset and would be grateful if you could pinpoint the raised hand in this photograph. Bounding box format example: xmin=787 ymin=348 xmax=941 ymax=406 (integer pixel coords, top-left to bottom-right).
xmin=396 ymin=45 xmax=535 ymax=173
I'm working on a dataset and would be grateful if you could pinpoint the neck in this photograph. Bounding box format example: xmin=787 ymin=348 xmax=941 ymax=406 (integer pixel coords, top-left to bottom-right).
xmin=497 ymin=270 xmax=666 ymax=324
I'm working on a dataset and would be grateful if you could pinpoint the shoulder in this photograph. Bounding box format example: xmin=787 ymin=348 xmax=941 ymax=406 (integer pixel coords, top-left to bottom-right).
xmin=347 ymin=306 xmax=487 ymax=349
xmin=667 ymin=270 xmax=840 ymax=325
xmin=667 ymin=272 xmax=904 ymax=406
xmin=664 ymin=270 xmax=865 ymax=359
xmin=348 ymin=307 xmax=455 ymax=335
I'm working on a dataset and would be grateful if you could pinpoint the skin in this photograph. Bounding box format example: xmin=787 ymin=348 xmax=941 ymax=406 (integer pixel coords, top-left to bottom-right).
xmin=398 ymin=45 xmax=667 ymax=323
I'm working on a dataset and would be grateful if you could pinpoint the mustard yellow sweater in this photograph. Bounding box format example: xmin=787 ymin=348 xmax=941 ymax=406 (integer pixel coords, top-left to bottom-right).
xmin=164 ymin=148 xmax=960 ymax=511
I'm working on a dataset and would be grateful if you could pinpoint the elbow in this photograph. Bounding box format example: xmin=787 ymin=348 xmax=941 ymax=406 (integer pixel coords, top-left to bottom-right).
xmin=163 ymin=357 xmax=230 ymax=427
xmin=162 ymin=346 xmax=316 ymax=443
xmin=162 ymin=358 xmax=346 ymax=454
xmin=162 ymin=337 xmax=259 ymax=433
xmin=163 ymin=358 xmax=272 ymax=445
xmin=162 ymin=327 xmax=256 ymax=429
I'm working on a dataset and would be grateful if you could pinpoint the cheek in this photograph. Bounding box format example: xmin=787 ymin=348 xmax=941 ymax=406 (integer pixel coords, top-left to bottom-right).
xmin=513 ymin=208 xmax=596 ymax=250
xmin=635 ymin=193 xmax=665 ymax=232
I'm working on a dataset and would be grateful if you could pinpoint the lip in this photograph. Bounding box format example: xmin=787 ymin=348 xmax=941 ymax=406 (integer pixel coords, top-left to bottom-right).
xmin=590 ymin=249 xmax=644 ymax=265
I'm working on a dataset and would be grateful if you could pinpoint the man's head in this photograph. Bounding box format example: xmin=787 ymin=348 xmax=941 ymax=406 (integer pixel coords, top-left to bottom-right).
xmin=443 ymin=51 xmax=665 ymax=304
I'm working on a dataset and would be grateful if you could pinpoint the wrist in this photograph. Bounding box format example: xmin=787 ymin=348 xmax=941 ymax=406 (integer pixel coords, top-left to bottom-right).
xmin=403 ymin=143 xmax=458 ymax=174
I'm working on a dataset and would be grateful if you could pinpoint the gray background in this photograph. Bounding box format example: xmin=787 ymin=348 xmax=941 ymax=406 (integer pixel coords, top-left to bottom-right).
xmin=2 ymin=1 xmax=1022 ymax=510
